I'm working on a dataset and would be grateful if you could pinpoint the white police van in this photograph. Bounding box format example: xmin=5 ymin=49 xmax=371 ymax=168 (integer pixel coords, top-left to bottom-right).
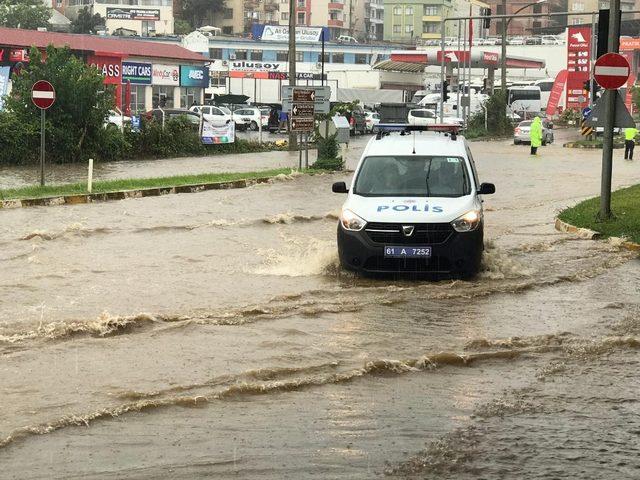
xmin=332 ymin=124 xmax=495 ymax=277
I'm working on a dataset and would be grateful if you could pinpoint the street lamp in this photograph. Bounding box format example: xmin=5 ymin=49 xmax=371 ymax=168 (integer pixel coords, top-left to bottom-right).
xmin=501 ymin=0 xmax=547 ymax=92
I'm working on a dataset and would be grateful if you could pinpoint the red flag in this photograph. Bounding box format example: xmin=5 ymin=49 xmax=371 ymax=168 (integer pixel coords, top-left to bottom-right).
xmin=546 ymin=69 xmax=568 ymax=117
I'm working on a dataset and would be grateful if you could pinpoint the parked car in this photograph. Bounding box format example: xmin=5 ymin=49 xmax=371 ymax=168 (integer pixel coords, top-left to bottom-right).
xmin=336 ymin=35 xmax=358 ymax=44
xmin=525 ymin=36 xmax=542 ymax=45
xmin=508 ymin=37 xmax=525 ymax=45
xmin=112 ymin=27 xmax=138 ymax=37
xmin=513 ymin=119 xmax=554 ymax=145
xmin=364 ymin=111 xmax=380 ymax=132
xmin=105 ymin=109 xmax=131 ymax=128
xmin=233 ymin=107 xmax=269 ymax=131
xmin=541 ymin=35 xmax=561 ymax=45
xmin=189 ymin=105 xmax=232 ymax=127
xmin=146 ymin=108 xmax=207 ymax=130
xmin=407 ymin=109 xmax=464 ymax=127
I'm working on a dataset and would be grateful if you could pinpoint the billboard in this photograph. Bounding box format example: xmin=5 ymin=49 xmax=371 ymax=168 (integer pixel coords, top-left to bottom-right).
xmin=106 ymin=8 xmax=160 ymax=21
xmin=202 ymin=121 xmax=235 ymax=144
xmin=566 ymin=26 xmax=591 ymax=110
xmin=88 ymin=54 xmax=122 ymax=84
xmin=251 ymin=24 xmax=329 ymax=43
xmin=152 ymin=64 xmax=180 ymax=85
xmin=122 ymin=62 xmax=152 ymax=84
xmin=180 ymin=66 xmax=208 ymax=87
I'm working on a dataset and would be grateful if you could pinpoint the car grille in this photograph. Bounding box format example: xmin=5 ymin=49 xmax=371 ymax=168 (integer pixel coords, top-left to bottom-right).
xmin=364 ymin=222 xmax=453 ymax=245
xmin=363 ymin=256 xmax=452 ymax=273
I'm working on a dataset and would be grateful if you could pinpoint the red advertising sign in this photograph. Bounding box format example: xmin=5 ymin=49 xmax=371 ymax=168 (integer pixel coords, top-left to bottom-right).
xmin=546 ymin=69 xmax=568 ymax=117
xmin=88 ymin=54 xmax=122 ymax=84
xmin=566 ymin=26 xmax=591 ymax=109
xmin=482 ymin=52 xmax=499 ymax=65
xmin=620 ymin=37 xmax=640 ymax=51
xmin=436 ymin=51 xmax=470 ymax=63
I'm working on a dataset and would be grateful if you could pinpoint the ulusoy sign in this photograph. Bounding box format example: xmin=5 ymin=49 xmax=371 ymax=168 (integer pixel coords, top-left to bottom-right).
xmin=106 ymin=8 xmax=160 ymax=21
xmin=566 ymin=26 xmax=591 ymax=109
xmin=252 ymin=24 xmax=327 ymax=43
xmin=122 ymin=61 xmax=152 ymax=85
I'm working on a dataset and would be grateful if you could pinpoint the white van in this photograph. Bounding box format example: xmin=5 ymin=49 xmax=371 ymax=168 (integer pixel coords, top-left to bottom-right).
xmin=507 ymin=86 xmax=542 ymax=119
xmin=533 ymin=78 xmax=555 ymax=111
xmin=331 ymin=124 xmax=495 ymax=278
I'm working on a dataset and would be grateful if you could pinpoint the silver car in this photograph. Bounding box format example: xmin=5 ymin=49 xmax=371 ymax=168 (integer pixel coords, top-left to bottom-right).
xmin=513 ymin=119 xmax=554 ymax=145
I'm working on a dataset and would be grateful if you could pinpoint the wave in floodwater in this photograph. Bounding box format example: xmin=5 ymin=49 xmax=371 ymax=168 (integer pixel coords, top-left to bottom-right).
xmin=262 ymin=211 xmax=340 ymax=225
xmin=20 ymin=223 xmax=113 ymax=242
xmin=251 ymin=236 xmax=341 ymax=277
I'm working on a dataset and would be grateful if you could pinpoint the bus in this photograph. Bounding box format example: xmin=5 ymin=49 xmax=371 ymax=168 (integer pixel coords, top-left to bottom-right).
xmin=533 ymin=78 xmax=555 ymax=111
xmin=507 ymin=86 xmax=542 ymax=119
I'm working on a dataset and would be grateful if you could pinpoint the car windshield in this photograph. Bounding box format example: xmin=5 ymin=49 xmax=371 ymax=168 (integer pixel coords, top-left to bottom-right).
xmin=354 ymin=155 xmax=470 ymax=197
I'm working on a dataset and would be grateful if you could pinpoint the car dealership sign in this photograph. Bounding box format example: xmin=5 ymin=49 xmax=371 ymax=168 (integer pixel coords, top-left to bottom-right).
xmin=106 ymin=8 xmax=160 ymax=20
xmin=152 ymin=64 xmax=180 ymax=86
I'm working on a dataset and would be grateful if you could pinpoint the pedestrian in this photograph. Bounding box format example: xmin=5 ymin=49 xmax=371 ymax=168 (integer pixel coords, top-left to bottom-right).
xmin=624 ymin=125 xmax=638 ymax=160
xmin=530 ymin=116 xmax=543 ymax=155
xmin=278 ymin=110 xmax=288 ymax=133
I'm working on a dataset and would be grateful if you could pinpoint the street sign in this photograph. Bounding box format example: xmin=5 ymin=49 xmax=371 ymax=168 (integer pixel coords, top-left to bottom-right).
xmin=580 ymin=119 xmax=594 ymax=136
xmin=291 ymin=103 xmax=314 ymax=117
xmin=594 ymin=53 xmax=630 ymax=90
xmin=292 ymin=88 xmax=316 ymax=103
xmin=290 ymin=118 xmax=315 ymax=132
xmin=282 ymin=85 xmax=331 ymax=114
xmin=582 ymin=106 xmax=592 ymax=119
xmin=31 ymin=80 xmax=56 ymax=110
xmin=585 ymin=91 xmax=636 ymax=128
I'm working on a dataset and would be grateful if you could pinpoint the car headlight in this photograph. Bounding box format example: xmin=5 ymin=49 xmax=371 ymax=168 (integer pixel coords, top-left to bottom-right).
xmin=340 ymin=209 xmax=367 ymax=231
xmin=451 ymin=210 xmax=482 ymax=232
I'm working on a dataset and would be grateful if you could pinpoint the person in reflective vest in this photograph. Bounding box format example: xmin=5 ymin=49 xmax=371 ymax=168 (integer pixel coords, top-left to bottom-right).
xmin=530 ymin=117 xmax=543 ymax=156
xmin=624 ymin=126 xmax=638 ymax=161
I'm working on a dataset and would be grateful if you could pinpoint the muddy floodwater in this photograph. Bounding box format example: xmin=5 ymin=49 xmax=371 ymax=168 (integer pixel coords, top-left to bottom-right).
xmin=1 ymin=136 xmax=640 ymax=478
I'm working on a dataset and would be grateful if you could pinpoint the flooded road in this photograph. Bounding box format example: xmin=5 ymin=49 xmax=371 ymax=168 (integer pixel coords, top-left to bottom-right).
xmin=1 ymin=134 xmax=639 ymax=478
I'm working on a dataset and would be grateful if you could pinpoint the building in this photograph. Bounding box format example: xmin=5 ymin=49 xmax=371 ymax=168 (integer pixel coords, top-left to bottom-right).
xmin=366 ymin=0 xmax=385 ymax=41
xmin=383 ymin=0 xmax=455 ymax=44
xmin=487 ymin=0 xmax=566 ymax=36
xmin=64 ymin=0 xmax=175 ymax=36
xmin=567 ymin=0 xmax=638 ymax=26
xmin=0 ymin=27 xmax=207 ymax=112
xmin=454 ymin=0 xmax=490 ymax=40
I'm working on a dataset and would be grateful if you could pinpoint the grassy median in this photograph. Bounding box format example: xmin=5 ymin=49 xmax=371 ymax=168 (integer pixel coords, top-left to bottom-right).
xmin=0 ymin=169 xmax=297 ymax=201
xmin=558 ymin=184 xmax=640 ymax=244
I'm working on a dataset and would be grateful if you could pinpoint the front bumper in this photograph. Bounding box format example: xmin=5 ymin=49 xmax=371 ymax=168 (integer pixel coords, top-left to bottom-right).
xmin=337 ymin=223 xmax=483 ymax=276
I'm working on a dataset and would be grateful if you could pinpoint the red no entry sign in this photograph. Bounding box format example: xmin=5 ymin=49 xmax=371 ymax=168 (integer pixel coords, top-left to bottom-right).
xmin=594 ymin=53 xmax=630 ymax=90
xmin=31 ymin=80 xmax=56 ymax=109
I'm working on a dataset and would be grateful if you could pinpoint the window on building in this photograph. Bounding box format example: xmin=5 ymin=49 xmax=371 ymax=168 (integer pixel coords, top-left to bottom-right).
xmin=393 ymin=6 xmax=401 ymax=15
xmin=223 ymin=8 xmax=233 ymax=19
xmin=234 ymin=50 xmax=248 ymax=60
xmin=209 ymin=73 xmax=227 ymax=88
xmin=281 ymin=12 xmax=289 ymax=20
xmin=332 ymin=52 xmax=344 ymax=63
xmin=532 ymin=21 xmax=541 ymax=31
xmin=423 ymin=22 xmax=438 ymax=33
xmin=571 ymin=2 xmax=584 ymax=11
xmin=405 ymin=25 xmax=413 ymax=34
xmin=533 ymin=4 xmax=542 ymax=13
xmin=424 ymin=5 xmax=439 ymax=16
xmin=393 ymin=24 xmax=401 ymax=33
xmin=320 ymin=53 xmax=330 ymax=64
xmin=250 ymin=50 xmax=263 ymax=60
xmin=355 ymin=54 xmax=368 ymax=64
xmin=405 ymin=6 xmax=413 ymax=15
xmin=276 ymin=51 xmax=288 ymax=61
xmin=297 ymin=0 xmax=305 ymax=6
xmin=222 ymin=26 xmax=233 ymax=34
xmin=152 ymin=85 xmax=174 ymax=109
xmin=296 ymin=51 xmax=304 ymax=62
xmin=209 ymin=48 xmax=222 ymax=59
xmin=297 ymin=12 xmax=305 ymax=24
xmin=122 ymin=84 xmax=146 ymax=113
xmin=496 ymin=4 xmax=504 ymax=14
xmin=180 ymin=87 xmax=202 ymax=108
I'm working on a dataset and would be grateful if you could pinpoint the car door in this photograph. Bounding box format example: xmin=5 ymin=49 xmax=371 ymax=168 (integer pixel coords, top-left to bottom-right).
xmin=208 ymin=107 xmax=228 ymax=126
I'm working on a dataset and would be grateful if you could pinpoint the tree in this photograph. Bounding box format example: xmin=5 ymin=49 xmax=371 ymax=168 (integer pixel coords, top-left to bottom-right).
xmin=0 ymin=0 xmax=51 ymax=30
xmin=179 ymin=0 xmax=225 ymax=29
xmin=174 ymin=18 xmax=192 ymax=35
xmin=71 ymin=7 xmax=104 ymax=34
xmin=4 ymin=45 xmax=115 ymax=163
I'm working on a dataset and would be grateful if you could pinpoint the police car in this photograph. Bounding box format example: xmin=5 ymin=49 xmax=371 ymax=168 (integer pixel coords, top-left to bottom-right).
xmin=332 ymin=124 xmax=495 ymax=277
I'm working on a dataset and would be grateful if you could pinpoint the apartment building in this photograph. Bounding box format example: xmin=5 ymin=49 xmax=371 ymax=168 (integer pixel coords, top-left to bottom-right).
xmin=486 ymin=0 xmax=567 ymax=36
xmin=568 ymin=0 xmax=638 ymax=26
xmin=383 ymin=0 xmax=455 ymax=43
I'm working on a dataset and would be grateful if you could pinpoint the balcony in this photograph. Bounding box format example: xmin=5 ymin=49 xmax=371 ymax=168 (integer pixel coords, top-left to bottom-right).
xmin=328 ymin=18 xmax=344 ymax=27
xmin=328 ymin=2 xmax=344 ymax=10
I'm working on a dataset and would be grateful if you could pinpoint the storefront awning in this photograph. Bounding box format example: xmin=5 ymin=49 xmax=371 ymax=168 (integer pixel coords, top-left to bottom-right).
xmin=373 ymin=60 xmax=425 ymax=73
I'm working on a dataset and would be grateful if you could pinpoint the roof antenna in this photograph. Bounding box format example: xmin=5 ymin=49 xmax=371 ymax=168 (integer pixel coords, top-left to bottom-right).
xmin=412 ymin=130 xmax=416 ymax=154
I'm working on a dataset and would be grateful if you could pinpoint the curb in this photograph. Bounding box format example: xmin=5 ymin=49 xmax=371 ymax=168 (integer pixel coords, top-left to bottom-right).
xmin=0 ymin=177 xmax=274 ymax=210
xmin=554 ymin=217 xmax=640 ymax=252
xmin=563 ymin=142 xmax=624 ymax=149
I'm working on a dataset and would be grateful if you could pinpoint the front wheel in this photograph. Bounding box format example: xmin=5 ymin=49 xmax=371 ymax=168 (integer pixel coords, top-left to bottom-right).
xmin=514 ymin=139 xmax=520 ymax=145
xmin=250 ymin=121 xmax=258 ymax=131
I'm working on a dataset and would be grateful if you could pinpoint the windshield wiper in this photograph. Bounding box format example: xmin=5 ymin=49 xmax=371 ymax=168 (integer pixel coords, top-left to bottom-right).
xmin=424 ymin=159 xmax=433 ymax=197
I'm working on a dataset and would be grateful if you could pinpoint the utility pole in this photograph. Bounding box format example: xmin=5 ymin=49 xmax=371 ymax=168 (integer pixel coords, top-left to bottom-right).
xmin=599 ymin=0 xmax=621 ymax=220
xmin=288 ymin=0 xmax=297 ymax=150
xmin=501 ymin=0 xmax=507 ymax=91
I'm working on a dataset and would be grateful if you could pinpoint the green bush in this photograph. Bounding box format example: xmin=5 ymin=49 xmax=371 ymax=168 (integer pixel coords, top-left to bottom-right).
xmin=466 ymin=90 xmax=512 ymax=137
xmin=557 ymin=108 xmax=582 ymax=126
xmin=312 ymin=132 xmax=343 ymax=171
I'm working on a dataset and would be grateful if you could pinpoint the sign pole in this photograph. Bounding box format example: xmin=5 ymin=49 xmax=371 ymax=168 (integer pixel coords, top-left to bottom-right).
xmin=599 ymin=0 xmax=621 ymax=221
xmin=40 ymin=109 xmax=45 ymax=187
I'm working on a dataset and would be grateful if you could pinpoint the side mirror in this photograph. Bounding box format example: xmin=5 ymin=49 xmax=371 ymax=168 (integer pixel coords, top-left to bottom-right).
xmin=478 ymin=183 xmax=495 ymax=195
xmin=332 ymin=181 xmax=349 ymax=194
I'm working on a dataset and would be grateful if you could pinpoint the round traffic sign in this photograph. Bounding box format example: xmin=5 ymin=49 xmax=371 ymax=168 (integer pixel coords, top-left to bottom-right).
xmin=31 ymin=80 xmax=56 ymax=109
xmin=594 ymin=53 xmax=630 ymax=90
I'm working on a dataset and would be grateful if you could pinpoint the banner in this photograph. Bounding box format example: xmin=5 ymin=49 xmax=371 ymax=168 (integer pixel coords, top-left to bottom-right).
xmin=252 ymin=24 xmax=327 ymax=43
xmin=88 ymin=54 xmax=122 ymax=84
xmin=106 ymin=8 xmax=160 ymax=21
xmin=0 ymin=67 xmax=10 ymax=111
xmin=122 ymin=61 xmax=152 ymax=84
xmin=546 ymin=69 xmax=568 ymax=117
xmin=202 ymin=121 xmax=235 ymax=144
xmin=152 ymin=64 xmax=180 ymax=85
xmin=566 ymin=26 xmax=591 ymax=109
xmin=180 ymin=65 xmax=209 ymax=87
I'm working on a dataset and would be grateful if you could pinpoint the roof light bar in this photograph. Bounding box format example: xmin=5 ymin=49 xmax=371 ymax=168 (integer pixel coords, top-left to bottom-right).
xmin=374 ymin=123 xmax=460 ymax=133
